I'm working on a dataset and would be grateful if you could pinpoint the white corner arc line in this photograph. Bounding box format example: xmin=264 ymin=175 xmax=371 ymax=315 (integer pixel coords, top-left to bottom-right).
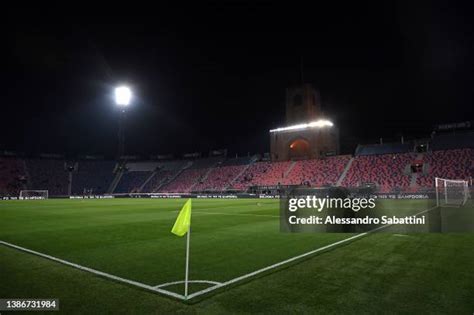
xmin=154 ymin=280 xmax=221 ymax=289
xmin=186 ymin=205 xmax=438 ymax=300
xmin=0 ymin=240 xmax=185 ymax=301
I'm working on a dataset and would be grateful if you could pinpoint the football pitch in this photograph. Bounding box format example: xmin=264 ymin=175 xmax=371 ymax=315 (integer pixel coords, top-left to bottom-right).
xmin=1 ymin=198 xmax=473 ymax=313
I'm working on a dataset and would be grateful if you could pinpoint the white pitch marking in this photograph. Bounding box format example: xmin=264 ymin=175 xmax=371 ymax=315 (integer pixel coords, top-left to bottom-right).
xmin=154 ymin=280 xmax=222 ymax=289
xmin=392 ymin=234 xmax=410 ymax=237
xmin=194 ymin=211 xmax=280 ymax=218
xmin=0 ymin=240 xmax=185 ymax=300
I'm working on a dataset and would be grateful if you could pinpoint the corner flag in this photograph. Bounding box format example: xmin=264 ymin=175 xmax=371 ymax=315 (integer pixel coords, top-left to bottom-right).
xmin=171 ymin=198 xmax=193 ymax=298
xmin=171 ymin=199 xmax=192 ymax=237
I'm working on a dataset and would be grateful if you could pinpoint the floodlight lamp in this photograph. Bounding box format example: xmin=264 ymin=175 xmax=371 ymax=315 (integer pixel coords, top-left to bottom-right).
xmin=269 ymin=119 xmax=334 ymax=133
xmin=115 ymin=86 xmax=132 ymax=106
xmin=309 ymin=119 xmax=333 ymax=128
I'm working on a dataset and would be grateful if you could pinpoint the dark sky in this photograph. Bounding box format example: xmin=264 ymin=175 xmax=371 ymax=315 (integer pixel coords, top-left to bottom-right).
xmin=3 ymin=2 xmax=474 ymax=158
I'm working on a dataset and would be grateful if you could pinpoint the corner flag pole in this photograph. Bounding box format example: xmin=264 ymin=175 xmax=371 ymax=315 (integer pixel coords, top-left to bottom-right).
xmin=170 ymin=198 xmax=192 ymax=299
xmin=184 ymin=227 xmax=190 ymax=299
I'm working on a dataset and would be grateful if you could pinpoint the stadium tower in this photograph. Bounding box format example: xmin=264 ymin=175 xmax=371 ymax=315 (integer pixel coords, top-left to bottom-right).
xmin=270 ymin=84 xmax=339 ymax=161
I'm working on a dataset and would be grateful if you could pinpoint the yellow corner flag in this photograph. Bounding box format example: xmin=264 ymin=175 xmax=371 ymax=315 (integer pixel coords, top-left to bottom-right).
xmin=171 ymin=199 xmax=192 ymax=237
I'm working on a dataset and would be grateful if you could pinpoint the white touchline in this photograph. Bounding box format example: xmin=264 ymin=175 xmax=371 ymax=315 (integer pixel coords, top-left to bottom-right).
xmin=0 ymin=240 xmax=186 ymax=301
xmin=0 ymin=205 xmax=438 ymax=302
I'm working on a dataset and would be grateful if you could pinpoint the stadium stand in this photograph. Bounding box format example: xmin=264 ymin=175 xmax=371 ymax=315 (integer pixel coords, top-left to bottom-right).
xmin=113 ymin=160 xmax=190 ymax=193
xmin=139 ymin=161 xmax=190 ymax=193
xmin=232 ymin=161 xmax=293 ymax=189
xmin=140 ymin=169 xmax=175 ymax=193
xmin=25 ymin=159 xmax=68 ymax=196
xmin=115 ymin=171 xmax=152 ymax=193
xmin=141 ymin=147 xmax=472 ymax=193
xmin=0 ymin=157 xmax=26 ymax=196
xmin=158 ymin=158 xmax=226 ymax=193
xmin=2 ymin=132 xmax=472 ymax=197
xmin=114 ymin=162 xmax=156 ymax=193
xmin=282 ymin=155 xmax=351 ymax=186
xmin=159 ymin=168 xmax=209 ymax=192
xmin=72 ymin=160 xmax=116 ymax=195
xmin=193 ymin=165 xmax=248 ymax=191
xmin=341 ymin=153 xmax=414 ymax=192
xmin=417 ymin=148 xmax=474 ymax=187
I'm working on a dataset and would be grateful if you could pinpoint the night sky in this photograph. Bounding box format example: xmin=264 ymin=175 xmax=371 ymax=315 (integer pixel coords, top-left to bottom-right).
xmin=4 ymin=2 xmax=474 ymax=158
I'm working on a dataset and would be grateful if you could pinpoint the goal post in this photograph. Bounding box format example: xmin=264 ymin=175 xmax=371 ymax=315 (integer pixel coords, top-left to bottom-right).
xmin=19 ymin=190 xmax=49 ymax=200
xmin=435 ymin=177 xmax=469 ymax=207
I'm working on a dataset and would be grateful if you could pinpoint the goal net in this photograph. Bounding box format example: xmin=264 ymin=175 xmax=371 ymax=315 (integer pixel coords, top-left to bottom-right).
xmin=435 ymin=178 xmax=469 ymax=207
xmin=19 ymin=190 xmax=49 ymax=200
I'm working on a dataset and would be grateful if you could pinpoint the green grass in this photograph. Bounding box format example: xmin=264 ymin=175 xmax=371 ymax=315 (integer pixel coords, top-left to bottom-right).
xmin=1 ymin=198 xmax=473 ymax=314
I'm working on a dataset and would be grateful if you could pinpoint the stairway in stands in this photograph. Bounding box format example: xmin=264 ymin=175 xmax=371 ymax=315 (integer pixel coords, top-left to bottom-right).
xmin=336 ymin=157 xmax=354 ymax=186
xmin=108 ymin=164 xmax=125 ymax=193
xmin=225 ymin=155 xmax=260 ymax=190
xmin=139 ymin=171 xmax=157 ymax=193
xmin=156 ymin=161 xmax=193 ymax=192
xmin=409 ymin=152 xmax=425 ymax=191
xmin=284 ymin=161 xmax=297 ymax=178
xmin=189 ymin=167 xmax=215 ymax=192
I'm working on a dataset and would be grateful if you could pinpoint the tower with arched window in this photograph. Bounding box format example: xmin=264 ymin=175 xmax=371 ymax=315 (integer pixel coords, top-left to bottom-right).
xmin=270 ymin=84 xmax=339 ymax=161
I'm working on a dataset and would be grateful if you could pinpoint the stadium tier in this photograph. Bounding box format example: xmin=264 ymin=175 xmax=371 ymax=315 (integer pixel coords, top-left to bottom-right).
xmin=341 ymin=153 xmax=414 ymax=192
xmin=71 ymin=160 xmax=116 ymax=195
xmin=140 ymin=169 xmax=175 ymax=192
xmin=417 ymin=148 xmax=474 ymax=188
xmin=282 ymin=155 xmax=351 ymax=186
xmin=114 ymin=160 xmax=190 ymax=193
xmin=232 ymin=161 xmax=292 ymax=189
xmin=0 ymin=157 xmax=25 ymax=196
xmin=115 ymin=171 xmax=152 ymax=193
xmin=25 ymin=159 xmax=69 ymax=196
xmin=114 ymin=161 xmax=156 ymax=193
xmin=193 ymin=165 xmax=248 ymax=191
xmin=0 ymin=146 xmax=472 ymax=196
xmin=158 ymin=157 xmax=227 ymax=192
xmin=159 ymin=168 xmax=209 ymax=192
xmin=230 ymin=156 xmax=350 ymax=190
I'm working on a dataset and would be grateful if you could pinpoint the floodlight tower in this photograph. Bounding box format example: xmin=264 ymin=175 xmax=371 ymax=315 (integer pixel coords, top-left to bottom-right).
xmin=114 ymin=86 xmax=132 ymax=158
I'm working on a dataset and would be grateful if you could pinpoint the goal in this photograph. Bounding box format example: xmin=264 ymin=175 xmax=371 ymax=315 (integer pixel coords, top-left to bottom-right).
xmin=435 ymin=178 xmax=469 ymax=207
xmin=19 ymin=190 xmax=49 ymax=200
